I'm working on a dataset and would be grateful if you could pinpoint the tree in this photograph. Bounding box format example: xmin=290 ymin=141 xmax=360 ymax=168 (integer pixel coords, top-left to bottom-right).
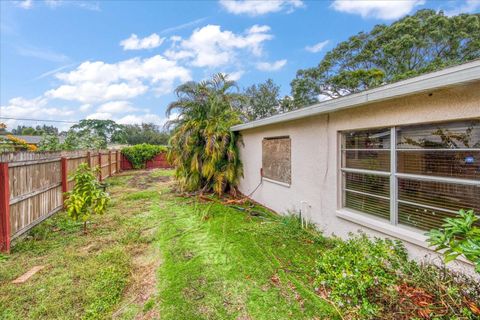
xmin=38 ymin=130 xmax=105 ymax=151
xmin=291 ymin=10 xmax=480 ymax=107
xmin=35 ymin=125 xmax=58 ymax=136
xmin=21 ymin=127 xmax=36 ymax=135
xmin=0 ymin=122 xmax=7 ymax=135
xmin=70 ymin=119 xmax=125 ymax=147
xmin=11 ymin=125 xmax=58 ymax=136
xmin=62 ymin=131 xmax=105 ymax=150
xmin=279 ymin=95 xmax=296 ymax=113
xmin=37 ymin=134 xmax=62 ymax=151
xmin=166 ymin=73 xmax=244 ymax=195
xmin=243 ymin=79 xmax=281 ymax=120
xmin=123 ymin=123 xmax=170 ymax=145
xmin=64 ymin=163 xmax=110 ymax=234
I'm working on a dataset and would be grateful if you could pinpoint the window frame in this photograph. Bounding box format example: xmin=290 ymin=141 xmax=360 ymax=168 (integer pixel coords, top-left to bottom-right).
xmin=339 ymin=122 xmax=480 ymax=233
xmin=261 ymin=136 xmax=292 ymax=186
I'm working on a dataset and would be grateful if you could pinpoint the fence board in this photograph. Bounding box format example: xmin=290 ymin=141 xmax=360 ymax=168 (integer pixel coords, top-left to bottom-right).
xmin=100 ymin=153 xmax=110 ymax=179
xmin=8 ymin=159 xmax=62 ymax=238
xmin=0 ymin=150 xmax=119 ymax=251
xmin=67 ymin=156 xmax=87 ymax=190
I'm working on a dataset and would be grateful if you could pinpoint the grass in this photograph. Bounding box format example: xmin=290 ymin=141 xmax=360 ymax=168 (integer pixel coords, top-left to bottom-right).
xmin=0 ymin=169 xmax=339 ymax=319
xmin=1 ymin=168 xmax=478 ymax=319
xmin=154 ymin=197 xmax=339 ymax=319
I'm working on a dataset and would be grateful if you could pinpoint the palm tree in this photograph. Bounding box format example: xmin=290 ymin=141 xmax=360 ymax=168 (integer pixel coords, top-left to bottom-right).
xmin=165 ymin=74 xmax=245 ymax=195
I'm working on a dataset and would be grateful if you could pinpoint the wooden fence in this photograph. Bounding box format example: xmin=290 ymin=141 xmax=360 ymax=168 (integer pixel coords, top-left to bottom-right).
xmin=0 ymin=150 xmax=120 ymax=253
xmin=120 ymin=152 xmax=170 ymax=170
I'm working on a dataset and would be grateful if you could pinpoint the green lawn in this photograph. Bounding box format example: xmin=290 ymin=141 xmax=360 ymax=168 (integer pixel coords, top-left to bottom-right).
xmin=0 ymin=169 xmax=339 ymax=320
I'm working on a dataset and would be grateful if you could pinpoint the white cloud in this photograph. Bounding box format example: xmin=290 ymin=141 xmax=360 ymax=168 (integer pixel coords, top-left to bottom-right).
xmin=116 ymin=113 xmax=166 ymax=125
xmin=247 ymin=25 xmax=271 ymax=33
xmin=16 ymin=0 xmax=100 ymax=11
xmin=46 ymin=55 xmax=191 ymax=103
xmin=256 ymin=59 xmax=287 ymax=71
xmin=305 ymin=40 xmax=329 ymax=53
xmin=55 ymin=56 xmax=190 ymax=85
xmin=444 ymin=0 xmax=480 ymax=16
xmin=74 ymin=1 xmax=100 ymax=11
xmin=120 ymin=33 xmax=164 ymax=50
xmin=0 ymin=96 xmax=76 ymax=127
xmin=331 ymin=0 xmax=425 ymax=20
xmin=16 ymin=0 xmax=33 ymax=9
xmin=219 ymin=0 xmax=304 ymax=16
xmin=79 ymin=104 xmax=92 ymax=112
xmin=86 ymin=112 xmax=112 ymax=120
xmin=228 ymin=70 xmax=245 ymax=81
xmin=97 ymin=101 xmax=138 ymax=114
xmin=46 ymin=81 xmax=148 ymax=103
xmin=167 ymin=24 xmax=273 ymax=68
xmin=84 ymin=112 xmax=167 ymax=126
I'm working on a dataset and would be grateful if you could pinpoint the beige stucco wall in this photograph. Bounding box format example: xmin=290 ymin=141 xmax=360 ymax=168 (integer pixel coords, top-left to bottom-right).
xmin=237 ymin=81 xmax=480 ymax=276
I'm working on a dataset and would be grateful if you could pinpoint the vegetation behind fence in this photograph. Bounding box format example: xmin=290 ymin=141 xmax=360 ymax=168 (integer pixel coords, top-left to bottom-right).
xmin=0 ymin=150 xmax=120 ymax=252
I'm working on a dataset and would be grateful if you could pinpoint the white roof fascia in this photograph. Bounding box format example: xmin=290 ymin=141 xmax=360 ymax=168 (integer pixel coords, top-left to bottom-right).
xmin=231 ymin=60 xmax=480 ymax=132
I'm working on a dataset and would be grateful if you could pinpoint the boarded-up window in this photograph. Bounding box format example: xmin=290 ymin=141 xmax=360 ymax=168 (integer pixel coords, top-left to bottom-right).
xmin=262 ymin=136 xmax=291 ymax=184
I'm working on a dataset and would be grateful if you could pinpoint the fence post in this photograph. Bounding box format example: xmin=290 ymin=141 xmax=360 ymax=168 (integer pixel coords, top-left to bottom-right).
xmin=87 ymin=151 xmax=91 ymax=168
xmin=117 ymin=150 xmax=121 ymax=172
xmin=0 ymin=163 xmax=10 ymax=253
xmin=98 ymin=152 xmax=102 ymax=181
xmin=61 ymin=157 xmax=68 ymax=207
xmin=108 ymin=151 xmax=112 ymax=178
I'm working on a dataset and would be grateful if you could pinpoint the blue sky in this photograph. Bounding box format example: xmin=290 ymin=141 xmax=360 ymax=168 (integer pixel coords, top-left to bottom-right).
xmin=1 ymin=0 xmax=479 ymax=130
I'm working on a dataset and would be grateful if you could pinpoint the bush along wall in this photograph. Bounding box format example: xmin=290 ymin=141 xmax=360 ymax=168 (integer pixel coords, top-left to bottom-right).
xmin=121 ymin=144 xmax=168 ymax=169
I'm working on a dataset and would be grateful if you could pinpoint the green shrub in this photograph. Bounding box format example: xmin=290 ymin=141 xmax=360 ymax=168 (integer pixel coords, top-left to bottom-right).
xmin=315 ymin=234 xmax=408 ymax=317
xmin=427 ymin=209 xmax=480 ymax=273
xmin=121 ymin=143 xmax=167 ymax=169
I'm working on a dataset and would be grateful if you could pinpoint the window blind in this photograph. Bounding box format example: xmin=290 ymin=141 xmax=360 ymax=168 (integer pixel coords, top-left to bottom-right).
xmin=341 ymin=119 xmax=480 ymax=231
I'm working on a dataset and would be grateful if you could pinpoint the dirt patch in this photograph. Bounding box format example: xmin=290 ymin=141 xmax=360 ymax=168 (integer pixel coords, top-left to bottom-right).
xmin=113 ymin=244 xmax=162 ymax=319
xmin=128 ymin=171 xmax=171 ymax=189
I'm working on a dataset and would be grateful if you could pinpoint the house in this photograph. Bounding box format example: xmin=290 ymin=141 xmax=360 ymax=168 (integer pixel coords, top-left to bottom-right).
xmin=232 ymin=60 xmax=480 ymax=273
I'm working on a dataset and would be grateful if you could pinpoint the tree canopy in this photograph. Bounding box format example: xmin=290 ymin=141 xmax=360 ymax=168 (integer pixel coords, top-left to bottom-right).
xmin=241 ymin=79 xmax=297 ymax=121
xmin=123 ymin=123 xmax=169 ymax=145
xmin=243 ymin=79 xmax=281 ymax=121
xmin=291 ymin=10 xmax=480 ymax=107
xmin=9 ymin=125 xmax=59 ymax=136
xmin=70 ymin=119 xmax=126 ymax=148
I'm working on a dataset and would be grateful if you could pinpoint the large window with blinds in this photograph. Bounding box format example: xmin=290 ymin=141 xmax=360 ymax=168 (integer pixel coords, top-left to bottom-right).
xmin=341 ymin=119 xmax=480 ymax=231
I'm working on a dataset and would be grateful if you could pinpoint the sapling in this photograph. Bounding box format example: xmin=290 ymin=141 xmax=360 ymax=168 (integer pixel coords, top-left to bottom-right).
xmin=64 ymin=163 xmax=110 ymax=234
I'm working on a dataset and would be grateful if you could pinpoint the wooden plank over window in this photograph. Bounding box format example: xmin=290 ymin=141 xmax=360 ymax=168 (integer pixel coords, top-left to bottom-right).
xmin=262 ymin=136 xmax=291 ymax=184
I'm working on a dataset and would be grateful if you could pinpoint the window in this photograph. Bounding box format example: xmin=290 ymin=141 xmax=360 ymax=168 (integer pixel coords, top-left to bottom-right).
xmin=341 ymin=120 xmax=480 ymax=231
xmin=341 ymin=128 xmax=392 ymax=221
xmin=262 ymin=136 xmax=291 ymax=185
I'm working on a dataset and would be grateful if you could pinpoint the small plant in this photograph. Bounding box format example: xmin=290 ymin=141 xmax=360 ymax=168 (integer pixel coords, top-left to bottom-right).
xmin=427 ymin=209 xmax=480 ymax=273
xmin=121 ymin=143 xmax=167 ymax=169
xmin=64 ymin=163 xmax=110 ymax=234
xmin=315 ymin=234 xmax=408 ymax=317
